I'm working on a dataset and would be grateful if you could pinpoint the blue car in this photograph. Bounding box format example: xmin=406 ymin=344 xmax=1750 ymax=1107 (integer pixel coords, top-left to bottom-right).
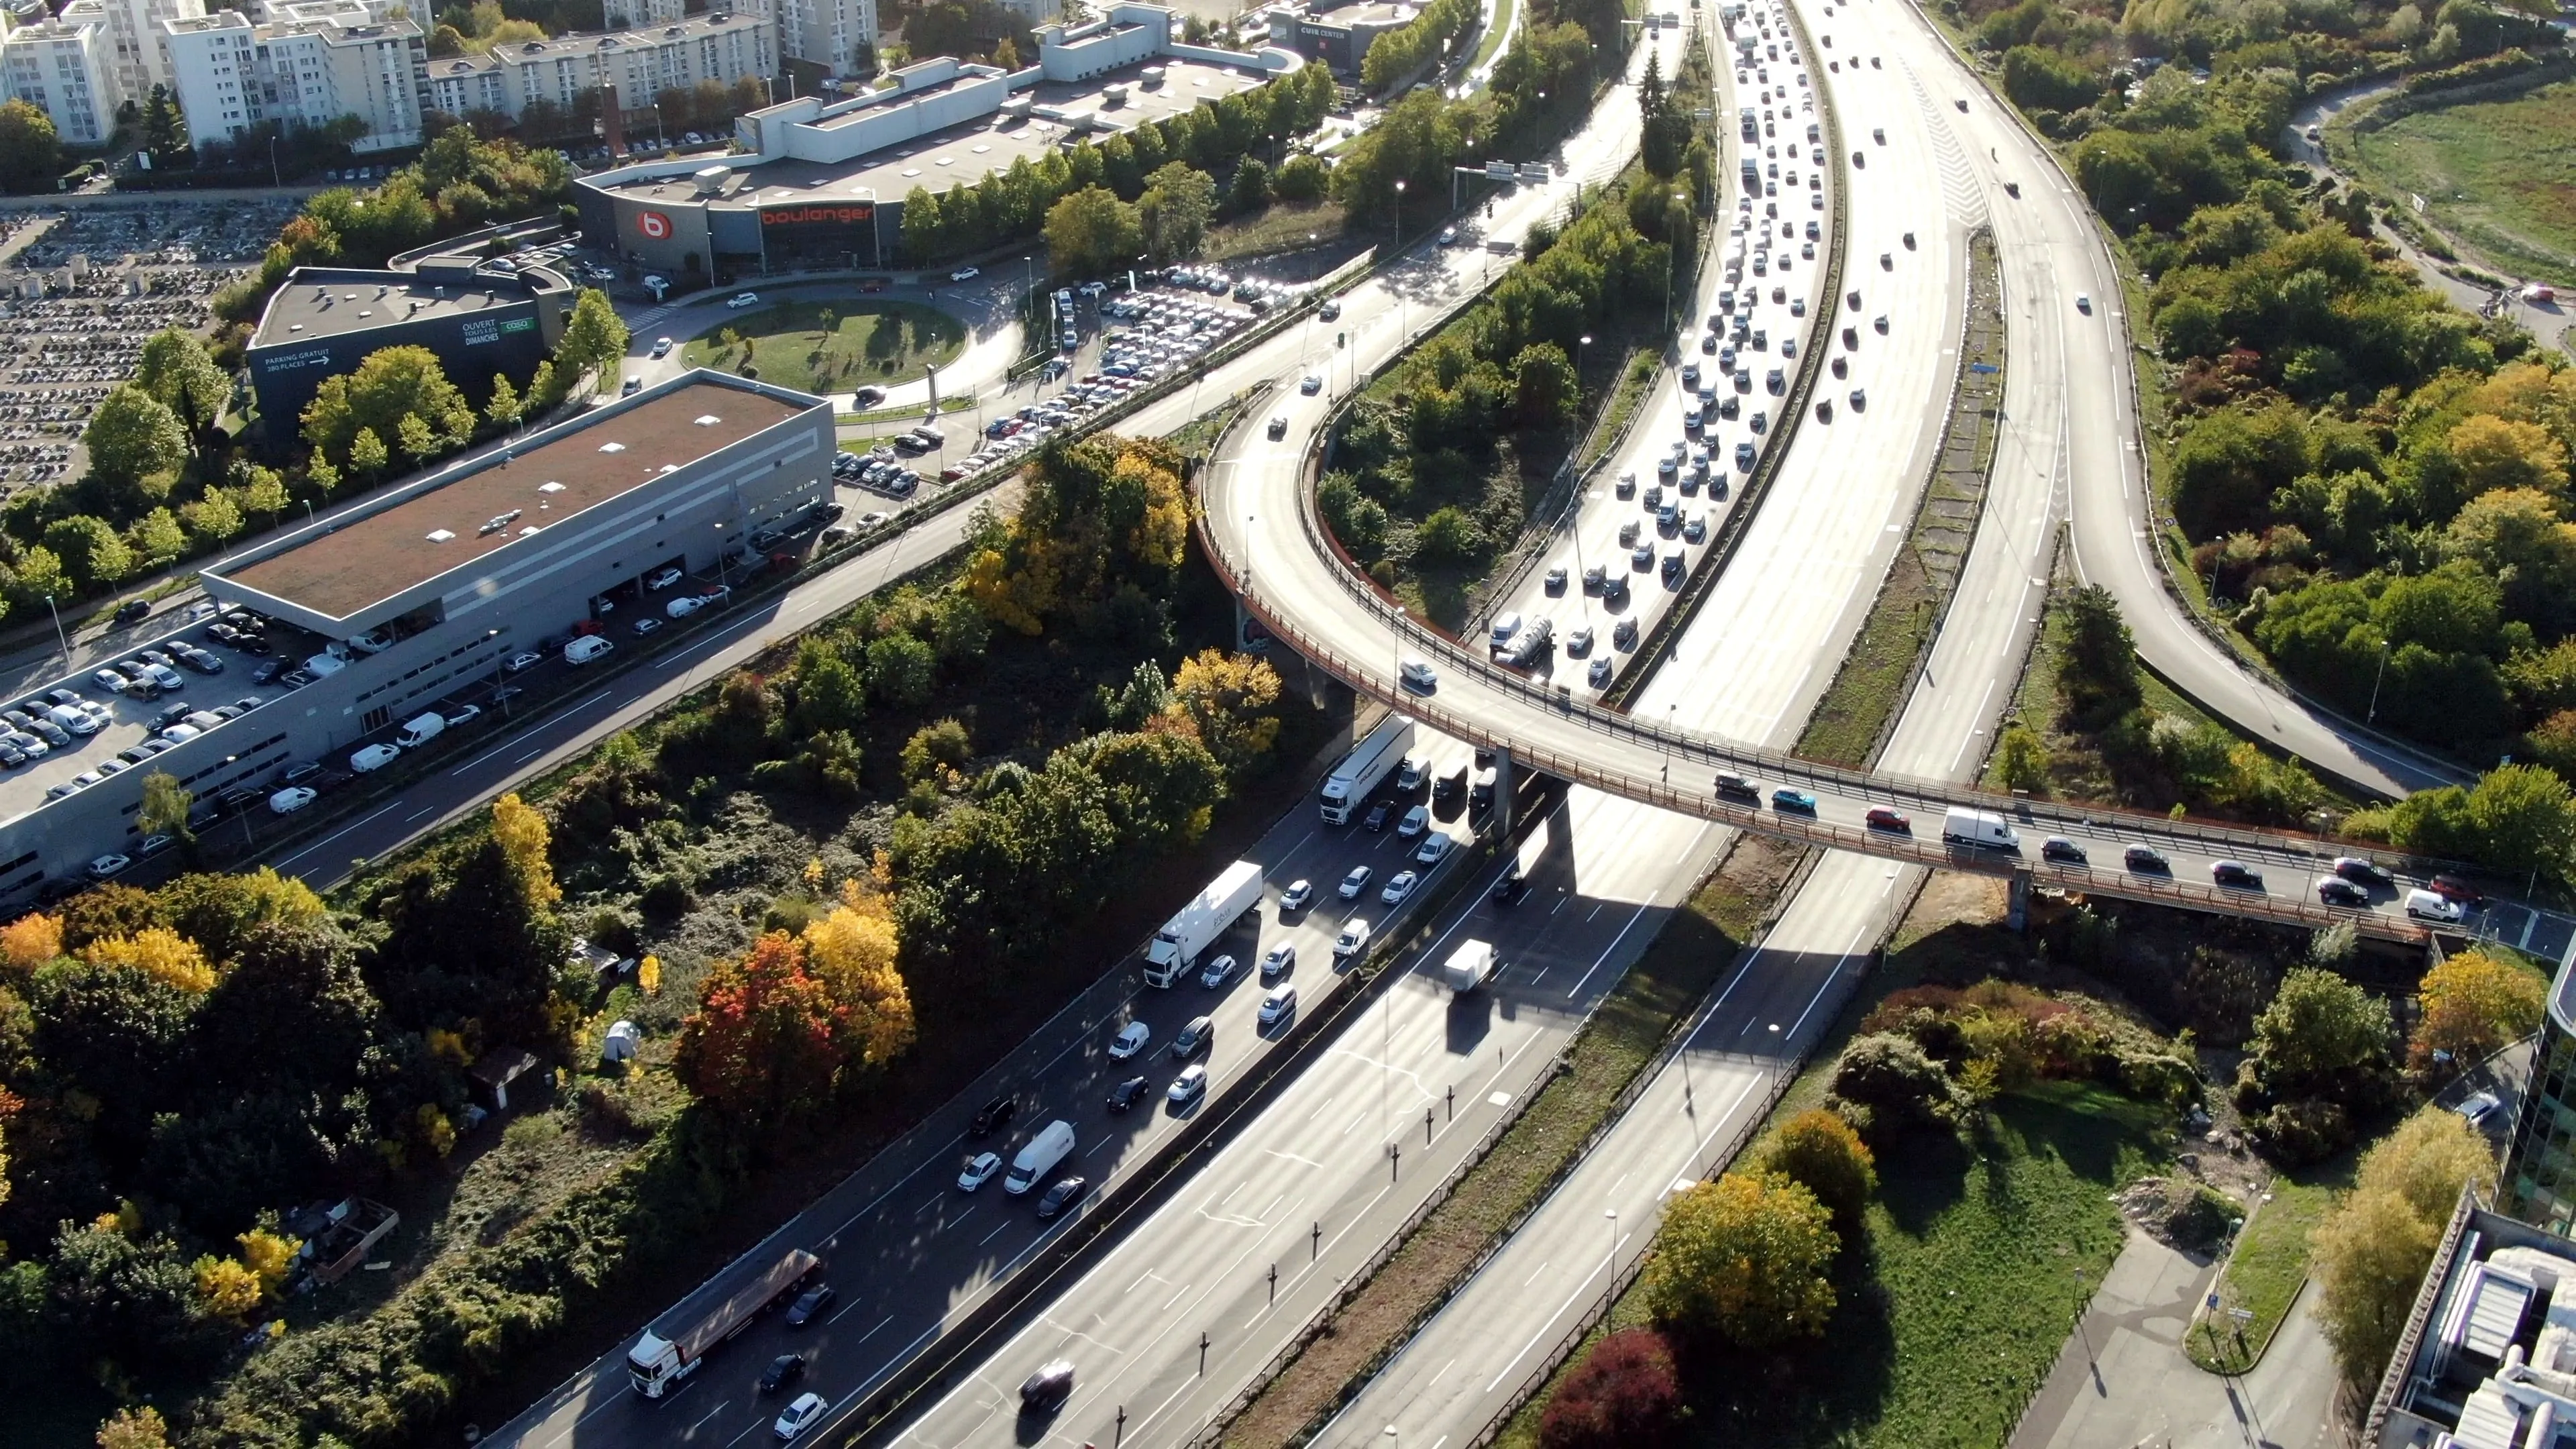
xmin=1771 ymin=788 xmax=1817 ymax=813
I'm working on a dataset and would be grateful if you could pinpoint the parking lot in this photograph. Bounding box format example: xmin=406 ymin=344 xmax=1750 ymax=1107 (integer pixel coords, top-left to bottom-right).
xmin=0 ymin=199 xmax=301 ymax=490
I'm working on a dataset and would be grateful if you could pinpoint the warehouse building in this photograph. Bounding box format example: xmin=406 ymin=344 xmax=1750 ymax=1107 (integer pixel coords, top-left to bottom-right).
xmin=244 ymin=235 xmax=576 ymax=439
xmin=571 ymin=3 xmax=1298 ymax=280
xmin=0 ymin=370 xmax=830 ymax=899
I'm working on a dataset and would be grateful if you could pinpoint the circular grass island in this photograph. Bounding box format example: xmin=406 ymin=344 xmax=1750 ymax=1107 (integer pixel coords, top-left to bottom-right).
xmin=682 ymin=299 xmax=966 ymax=393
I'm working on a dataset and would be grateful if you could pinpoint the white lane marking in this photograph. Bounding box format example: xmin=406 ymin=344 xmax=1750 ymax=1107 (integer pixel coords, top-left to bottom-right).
xmin=271 ymin=800 xmax=405 ymax=873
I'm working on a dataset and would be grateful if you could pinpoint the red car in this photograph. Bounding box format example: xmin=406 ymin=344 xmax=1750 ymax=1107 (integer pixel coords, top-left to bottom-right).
xmin=859 ymin=277 xmax=887 ymax=293
xmin=1865 ymin=807 xmax=1910 ymax=833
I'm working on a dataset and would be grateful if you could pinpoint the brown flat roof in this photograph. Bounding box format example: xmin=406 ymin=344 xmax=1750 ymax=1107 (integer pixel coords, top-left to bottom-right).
xmin=223 ymin=376 xmax=810 ymax=620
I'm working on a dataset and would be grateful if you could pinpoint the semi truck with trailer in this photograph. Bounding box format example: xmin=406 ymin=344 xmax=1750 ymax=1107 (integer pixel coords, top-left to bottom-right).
xmin=1144 ymin=859 xmax=1264 ymax=987
xmin=1941 ymin=807 xmax=2020 ymax=851
xmin=627 ymin=1247 xmax=822 ymax=1396
xmin=1443 ymin=939 xmax=1497 ymax=992
xmin=1319 ymin=714 xmax=1416 ymax=824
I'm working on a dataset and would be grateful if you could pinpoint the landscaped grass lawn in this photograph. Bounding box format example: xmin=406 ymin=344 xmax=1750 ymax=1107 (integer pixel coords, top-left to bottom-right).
xmin=2189 ymin=1171 xmax=2342 ymax=1373
xmin=684 ymin=299 xmax=964 ymax=392
xmin=2345 ymin=79 xmax=2576 ymax=286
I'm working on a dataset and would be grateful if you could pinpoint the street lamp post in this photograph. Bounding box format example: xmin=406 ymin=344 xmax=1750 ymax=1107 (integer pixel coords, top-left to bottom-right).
xmin=1603 ymin=1208 xmax=1619 ymax=1311
xmin=43 ymin=594 xmax=68 ymax=671
xmin=2368 ymin=635 xmax=2391 ymax=724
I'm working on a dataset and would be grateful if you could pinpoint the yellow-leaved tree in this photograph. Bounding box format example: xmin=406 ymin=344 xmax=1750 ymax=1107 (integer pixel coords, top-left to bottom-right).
xmin=2313 ymin=1108 xmax=2498 ymax=1384
xmin=2409 ymin=949 xmax=2546 ymax=1081
xmin=0 ymin=910 xmax=61 ymax=971
xmin=1116 ymin=447 xmax=1190 ymax=569
xmin=80 ymin=927 xmax=214 ymax=992
xmin=491 ymin=792 xmax=561 ymax=910
xmin=1171 ymin=649 xmax=1283 ymax=780
xmin=95 ymin=1406 xmax=170 ymax=1449
xmin=237 ymin=1225 xmax=300 ymax=1291
xmin=802 ymin=874 xmax=916 ymax=1068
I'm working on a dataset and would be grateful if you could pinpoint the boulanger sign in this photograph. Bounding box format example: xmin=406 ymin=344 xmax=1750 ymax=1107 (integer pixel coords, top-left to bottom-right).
xmin=636 ymin=209 xmax=674 ymax=239
xmin=759 ymin=203 xmax=875 ymax=227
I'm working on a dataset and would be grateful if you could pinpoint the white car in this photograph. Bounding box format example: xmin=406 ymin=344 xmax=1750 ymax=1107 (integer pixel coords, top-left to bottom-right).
xmin=87 ymin=853 xmax=131 ymax=879
xmin=269 ymin=786 xmax=317 ymax=814
xmin=1415 ymin=833 xmax=1453 ymax=866
xmin=666 ymin=594 xmax=709 ymax=619
xmin=1334 ymin=918 xmax=1372 ymax=960
xmin=1338 ymin=865 xmax=1371 ymax=900
xmin=728 ymin=291 xmax=760 ymax=309
xmin=1200 ymin=953 xmax=1241 ymax=989
xmin=950 ymin=266 xmax=981 ymax=281
xmin=1108 ymin=1021 xmax=1150 ymax=1059
xmin=645 ymin=566 xmax=683 ymax=590
xmin=959 ymin=1150 xmax=1003 ymax=1191
xmin=1258 ymin=985 xmax=1297 ymax=1028
xmin=1397 ymin=805 xmax=1428 ymax=838
xmin=1380 ymin=870 xmax=1419 ymax=906
xmin=1280 ymin=878 xmax=1314 ymax=912
xmin=773 ymin=1391 xmax=827 ymax=1440
xmin=649 ymin=337 xmax=674 ymax=358
xmin=1299 ymin=373 xmax=1322 ymax=394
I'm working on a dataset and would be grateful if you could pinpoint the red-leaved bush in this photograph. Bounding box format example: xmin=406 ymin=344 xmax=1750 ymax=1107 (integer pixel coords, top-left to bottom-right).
xmin=1538 ymin=1326 xmax=1681 ymax=1448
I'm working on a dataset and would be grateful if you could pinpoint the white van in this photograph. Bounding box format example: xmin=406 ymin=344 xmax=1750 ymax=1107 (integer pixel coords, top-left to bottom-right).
xmin=1003 ymin=1120 xmax=1077 ymax=1195
xmin=351 ymin=742 xmax=402 ymax=772
xmin=1399 ymin=657 xmax=1438 ymax=693
xmin=2405 ymin=888 xmax=2464 ymax=924
xmin=564 ymin=635 xmax=615 ymax=665
xmin=395 ymin=712 xmax=446 ymax=749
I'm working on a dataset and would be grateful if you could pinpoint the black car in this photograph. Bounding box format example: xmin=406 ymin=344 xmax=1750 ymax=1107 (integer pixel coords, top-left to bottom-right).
xmin=1106 ymin=1075 xmax=1150 ymax=1112
xmin=1491 ymin=870 xmax=1528 ymax=906
xmin=2124 ymin=845 xmax=2169 ymax=873
xmin=2317 ymin=878 xmax=2369 ymax=908
xmin=2040 ymin=837 xmax=2088 ymax=865
xmin=1034 ymin=1175 xmax=1088 ymax=1220
xmin=1020 ymin=1360 xmax=1076 ymax=1414
xmin=113 ymin=600 xmax=149 ymax=625
xmin=1433 ymin=768 xmax=1466 ymax=804
xmin=1364 ymin=801 xmax=1392 ymax=832
xmin=969 ymin=1094 xmax=1016 ymax=1137
xmin=2211 ymin=860 xmax=2263 ymax=889
xmin=2332 ymin=857 xmax=2395 ymax=889
xmin=784 ymin=1284 xmax=835 ymax=1328
xmin=760 ymin=1354 xmax=807 ymax=1393
xmin=250 ymin=661 xmax=282 ymax=685
xmin=150 ymin=702 xmax=194 ymax=729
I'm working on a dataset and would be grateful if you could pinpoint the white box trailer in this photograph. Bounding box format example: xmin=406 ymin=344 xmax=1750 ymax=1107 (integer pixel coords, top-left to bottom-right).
xmin=1144 ymin=859 xmax=1264 ymax=987
xmin=1941 ymin=807 xmax=2019 ymax=851
xmin=1443 ymin=939 xmax=1497 ymax=992
xmin=1320 ymin=713 xmax=1415 ymax=824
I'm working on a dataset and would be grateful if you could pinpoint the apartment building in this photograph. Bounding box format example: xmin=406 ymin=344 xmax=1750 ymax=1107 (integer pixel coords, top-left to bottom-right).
xmin=601 ymin=0 xmax=688 ymax=29
xmin=772 ymin=0 xmax=873 ymax=74
xmin=0 ymin=9 xmax=121 ymax=146
xmin=54 ymin=0 xmax=206 ymax=99
xmin=425 ymin=11 xmax=774 ymax=122
xmin=161 ymin=5 xmax=428 ymax=153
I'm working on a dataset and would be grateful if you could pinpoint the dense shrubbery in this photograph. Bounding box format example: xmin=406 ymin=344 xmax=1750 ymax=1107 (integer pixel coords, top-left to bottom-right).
xmin=902 ymin=64 xmax=1335 ymax=267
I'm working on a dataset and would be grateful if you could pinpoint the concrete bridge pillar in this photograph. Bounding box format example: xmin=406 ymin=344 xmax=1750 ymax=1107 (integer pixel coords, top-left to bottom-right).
xmin=2006 ymin=869 xmax=2031 ymax=933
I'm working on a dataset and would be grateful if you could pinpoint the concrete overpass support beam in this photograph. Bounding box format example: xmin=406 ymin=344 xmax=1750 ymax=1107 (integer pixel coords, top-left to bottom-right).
xmin=2007 ymin=869 xmax=2031 ymax=933
xmin=1490 ymin=747 xmax=1515 ymax=834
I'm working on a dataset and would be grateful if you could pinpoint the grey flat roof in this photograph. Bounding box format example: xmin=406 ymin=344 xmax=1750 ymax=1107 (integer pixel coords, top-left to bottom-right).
xmin=219 ymin=375 xmax=813 ymax=620
xmin=598 ymin=58 xmax=1265 ymax=211
xmin=255 ymin=276 xmax=528 ymax=347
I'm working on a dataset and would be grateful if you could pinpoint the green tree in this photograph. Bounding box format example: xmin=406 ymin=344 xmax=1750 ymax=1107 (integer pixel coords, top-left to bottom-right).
xmin=2250 ymin=967 xmax=2391 ymax=1089
xmin=1513 ymin=342 xmax=1578 ymax=427
xmin=127 ymin=507 xmax=186 ymax=566
xmin=1230 ymin=156 xmax=1271 ymax=214
xmin=1138 ymin=161 xmax=1218 ymax=263
xmin=555 ymin=288 xmax=631 ymax=390
xmin=347 ymin=427 xmax=389 ymax=478
xmin=1752 ymin=1108 xmax=1877 ymax=1232
xmin=138 ymin=771 xmax=192 ymax=843
xmin=790 ymin=637 xmax=866 ymax=735
xmin=899 ymin=716 xmax=972 ymax=785
xmin=178 ymin=490 xmax=241 ymax=546
xmin=867 ymin=631 xmax=937 ymax=707
xmin=300 ymin=345 xmax=470 ymax=462
xmin=395 ymin=410 xmax=439 ymax=467
xmin=43 ymin=516 xmax=134 ymax=592
xmin=1043 ymin=185 xmax=1144 ymax=278
xmin=1646 ymin=1170 xmax=1839 ymax=1348
xmin=133 ymin=329 xmax=229 ymax=434
xmin=1415 ymin=505 xmax=1484 ymax=563
xmin=2060 ymin=583 xmax=2141 ymax=724
xmin=0 ymin=99 xmax=60 ymax=193
xmin=484 ymin=370 xmax=521 ymax=429
xmin=1995 ymin=722 xmax=2050 ymax=791
xmin=139 ymin=85 xmax=186 ymax=168
xmin=235 ymin=466 xmax=288 ymax=526
xmin=83 ymin=385 xmax=189 ymax=494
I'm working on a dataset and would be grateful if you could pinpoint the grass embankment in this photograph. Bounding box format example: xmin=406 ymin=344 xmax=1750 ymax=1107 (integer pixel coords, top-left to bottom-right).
xmin=2187 ymin=1170 xmax=2343 ymax=1374
xmin=1203 ymin=202 xmax=1352 ymax=264
xmin=686 ymin=299 xmax=964 ymax=392
xmin=1495 ymin=884 xmax=2177 ymax=1449
xmin=2342 ymin=78 xmax=2576 ymax=287
xmin=1576 ymin=349 xmax=1663 ymax=473
xmin=1218 ymin=834 xmax=1803 ymax=1449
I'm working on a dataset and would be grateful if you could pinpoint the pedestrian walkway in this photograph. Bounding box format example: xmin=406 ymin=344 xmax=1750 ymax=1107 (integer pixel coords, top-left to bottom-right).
xmin=2010 ymin=1227 xmax=2345 ymax=1449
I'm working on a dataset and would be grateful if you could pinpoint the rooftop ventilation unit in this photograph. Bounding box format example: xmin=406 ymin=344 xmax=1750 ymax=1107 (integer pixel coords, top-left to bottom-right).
xmin=426 ymin=529 xmax=454 ymax=542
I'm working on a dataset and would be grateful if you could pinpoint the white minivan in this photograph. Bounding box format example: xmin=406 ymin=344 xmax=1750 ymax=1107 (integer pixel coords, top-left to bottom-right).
xmin=351 ymin=742 xmax=402 ymax=772
xmin=395 ymin=712 xmax=446 ymax=749
xmin=2404 ymin=888 xmax=2465 ymax=924
xmin=564 ymin=635 xmax=615 ymax=665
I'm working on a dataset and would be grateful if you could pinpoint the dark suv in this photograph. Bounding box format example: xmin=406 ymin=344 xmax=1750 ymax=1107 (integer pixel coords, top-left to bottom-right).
xmin=969 ymin=1095 xmax=1016 ymax=1137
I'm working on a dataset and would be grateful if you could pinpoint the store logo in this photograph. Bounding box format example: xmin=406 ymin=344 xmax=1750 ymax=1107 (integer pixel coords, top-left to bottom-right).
xmin=761 ymin=204 xmax=874 ymax=226
xmin=637 ymin=210 xmax=672 ymax=239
